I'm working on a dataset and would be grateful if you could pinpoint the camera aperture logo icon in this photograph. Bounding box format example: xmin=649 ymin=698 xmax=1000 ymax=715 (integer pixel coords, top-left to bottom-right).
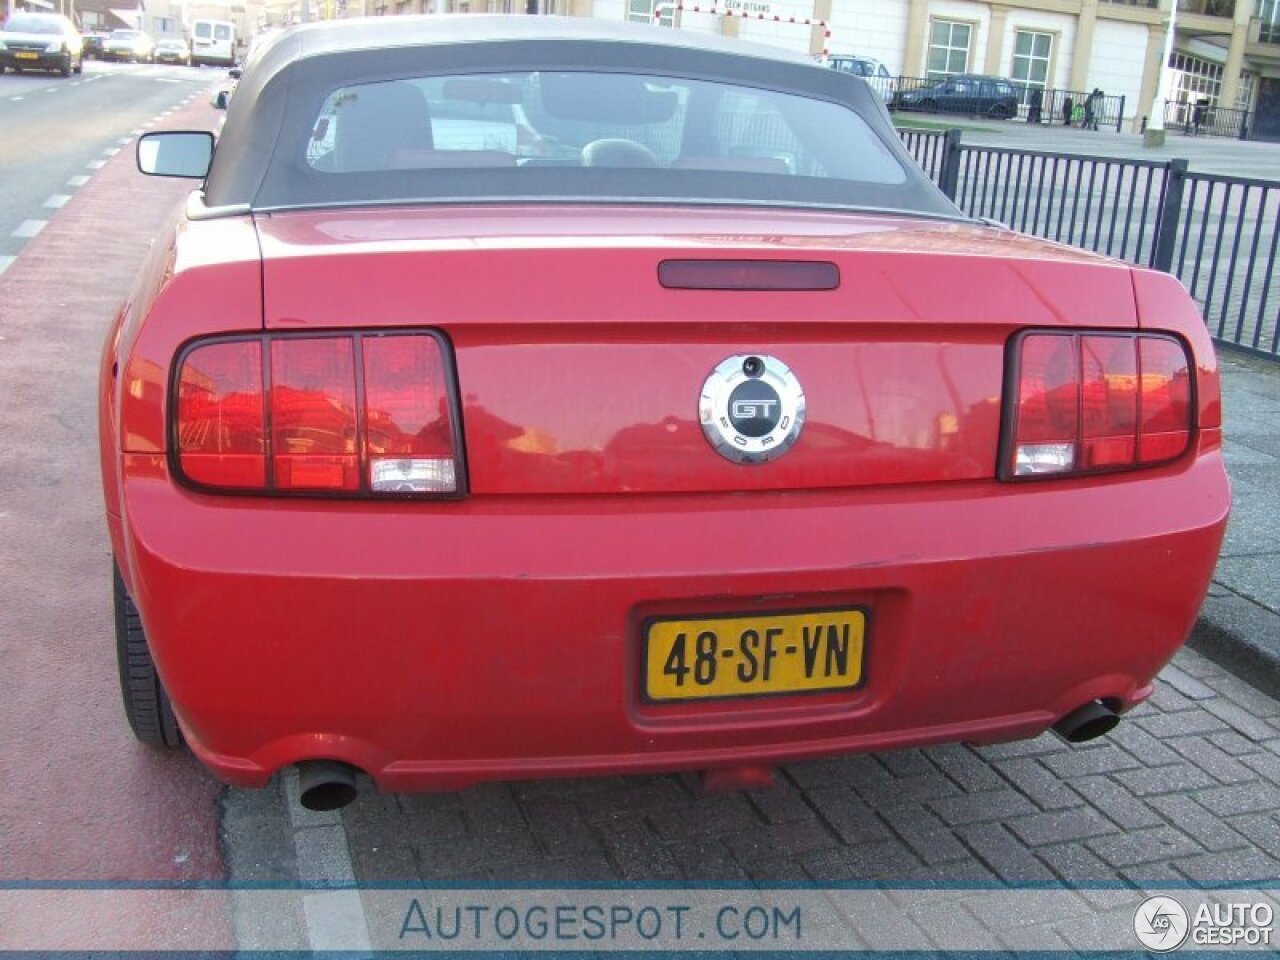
xmin=1134 ymin=896 xmax=1190 ymax=952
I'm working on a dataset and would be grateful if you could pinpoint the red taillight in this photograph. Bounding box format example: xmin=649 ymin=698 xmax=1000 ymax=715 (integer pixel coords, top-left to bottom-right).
xmin=271 ymin=337 xmax=359 ymax=492
xmin=174 ymin=333 xmax=461 ymax=497
xmin=362 ymin=335 xmax=458 ymax=494
xmin=177 ymin=340 xmax=265 ymax=489
xmin=1005 ymin=332 xmax=1193 ymax=480
xmin=1138 ymin=337 xmax=1192 ymax=464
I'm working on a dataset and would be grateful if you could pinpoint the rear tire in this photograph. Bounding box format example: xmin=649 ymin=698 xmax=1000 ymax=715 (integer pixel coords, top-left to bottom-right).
xmin=921 ymin=98 xmax=938 ymax=112
xmin=114 ymin=562 xmax=183 ymax=748
xmin=988 ymin=103 xmax=1010 ymax=120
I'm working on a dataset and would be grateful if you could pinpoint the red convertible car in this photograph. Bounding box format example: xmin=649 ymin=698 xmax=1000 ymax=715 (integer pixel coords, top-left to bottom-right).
xmin=104 ymin=15 xmax=1229 ymax=810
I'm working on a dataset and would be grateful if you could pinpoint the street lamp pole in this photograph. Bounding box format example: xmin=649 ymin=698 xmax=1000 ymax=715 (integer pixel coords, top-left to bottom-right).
xmin=1144 ymin=0 xmax=1179 ymax=147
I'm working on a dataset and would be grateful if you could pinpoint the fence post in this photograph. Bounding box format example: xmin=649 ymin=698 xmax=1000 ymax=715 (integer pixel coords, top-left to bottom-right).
xmin=1151 ymin=158 xmax=1188 ymax=273
xmin=1116 ymin=95 xmax=1125 ymax=133
xmin=938 ymin=128 xmax=962 ymax=202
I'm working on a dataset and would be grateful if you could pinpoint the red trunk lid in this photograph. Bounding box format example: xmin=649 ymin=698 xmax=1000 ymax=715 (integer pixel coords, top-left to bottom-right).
xmin=255 ymin=206 xmax=1137 ymax=496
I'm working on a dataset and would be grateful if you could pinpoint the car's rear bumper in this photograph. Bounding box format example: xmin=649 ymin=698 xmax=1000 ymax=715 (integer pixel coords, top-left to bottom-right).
xmin=1 ymin=51 xmax=69 ymax=70
xmin=116 ymin=446 xmax=1229 ymax=791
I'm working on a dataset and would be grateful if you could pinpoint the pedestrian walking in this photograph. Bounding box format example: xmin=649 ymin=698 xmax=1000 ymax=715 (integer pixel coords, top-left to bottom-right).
xmin=1193 ymin=97 xmax=1209 ymax=136
xmin=1027 ymin=87 xmax=1043 ymax=124
xmin=1084 ymin=88 xmax=1103 ymax=130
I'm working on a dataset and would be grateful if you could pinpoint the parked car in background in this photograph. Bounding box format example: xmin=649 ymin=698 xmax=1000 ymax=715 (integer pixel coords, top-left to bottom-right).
xmin=828 ymin=55 xmax=896 ymax=104
xmin=81 ymin=31 xmax=109 ymax=60
xmin=154 ymin=37 xmax=191 ymax=65
xmin=895 ymin=73 xmax=1021 ymax=119
xmin=190 ymin=17 xmax=236 ymax=67
xmin=113 ymin=15 xmax=1228 ymax=813
xmin=103 ymin=29 xmax=154 ymax=63
xmin=0 ymin=12 xmax=82 ymax=76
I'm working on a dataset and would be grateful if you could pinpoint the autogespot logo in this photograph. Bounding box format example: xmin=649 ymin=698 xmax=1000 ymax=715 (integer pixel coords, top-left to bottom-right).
xmin=1134 ymin=896 xmax=1190 ymax=952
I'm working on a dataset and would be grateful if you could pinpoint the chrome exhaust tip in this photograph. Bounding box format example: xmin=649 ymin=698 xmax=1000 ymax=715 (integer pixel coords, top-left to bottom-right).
xmin=296 ymin=760 xmax=359 ymax=811
xmin=1053 ymin=700 xmax=1120 ymax=743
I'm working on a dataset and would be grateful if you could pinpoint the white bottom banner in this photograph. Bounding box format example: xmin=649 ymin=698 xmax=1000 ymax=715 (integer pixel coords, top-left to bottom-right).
xmin=0 ymin=886 xmax=1276 ymax=952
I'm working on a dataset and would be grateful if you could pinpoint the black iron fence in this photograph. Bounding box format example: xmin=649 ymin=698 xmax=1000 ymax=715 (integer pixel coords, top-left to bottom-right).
xmin=899 ymin=128 xmax=1280 ymax=359
xmin=885 ymin=75 xmax=1126 ymax=132
xmin=1161 ymin=100 xmax=1252 ymax=140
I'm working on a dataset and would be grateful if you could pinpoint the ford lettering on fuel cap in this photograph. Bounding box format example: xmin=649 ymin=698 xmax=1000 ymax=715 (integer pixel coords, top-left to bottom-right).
xmin=700 ymin=355 xmax=805 ymax=464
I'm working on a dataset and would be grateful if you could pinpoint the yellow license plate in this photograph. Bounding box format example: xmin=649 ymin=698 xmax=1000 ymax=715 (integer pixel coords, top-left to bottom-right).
xmin=16 ymin=52 xmax=39 ymax=60
xmin=644 ymin=608 xmax=867 ymax=702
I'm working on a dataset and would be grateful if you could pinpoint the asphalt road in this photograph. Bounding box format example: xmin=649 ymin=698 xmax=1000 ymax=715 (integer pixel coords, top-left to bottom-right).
xmin=0 ymin=70 xmax=234 ymax=947
xmin=0 ymin=59 xmax=217 ymax=275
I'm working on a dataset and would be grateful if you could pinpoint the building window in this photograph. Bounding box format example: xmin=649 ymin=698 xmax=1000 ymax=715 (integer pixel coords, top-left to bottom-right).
xmin=1236 ymin=71 xmax=1257 ymax=112
xmin=1168 ymin=50 xmax=1223 ymax=107
xmin=629 ymin=0 xmax=674 ymax=26
xmin=1010 ymin=30 xmax=1052 ymax=90
xmin=926 ymin=20 xmax=971 ymax=79
xmin=1262 ymin=0 xmax=1280 ymax=44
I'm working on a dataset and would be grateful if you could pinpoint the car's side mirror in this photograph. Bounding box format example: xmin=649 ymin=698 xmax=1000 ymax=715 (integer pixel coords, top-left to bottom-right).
xmin=136 ymin=131 xmax=215 ymax=179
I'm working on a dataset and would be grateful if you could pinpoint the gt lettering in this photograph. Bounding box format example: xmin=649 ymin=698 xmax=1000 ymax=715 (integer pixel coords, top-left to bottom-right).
xmin=731 ymin=398 xmax=779 ymax=419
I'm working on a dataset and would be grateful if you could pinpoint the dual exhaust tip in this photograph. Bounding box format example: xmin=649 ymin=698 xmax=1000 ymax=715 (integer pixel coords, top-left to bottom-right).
xmin=293 ymin=702 xmax=1119 ymax=811
xmin=297 ymin=759 xmax=359 ymax=811
xmin=1053 ymin=700 xmax=1120 ymax=743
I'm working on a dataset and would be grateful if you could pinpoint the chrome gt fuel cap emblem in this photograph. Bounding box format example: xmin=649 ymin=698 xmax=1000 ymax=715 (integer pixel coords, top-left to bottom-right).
xmin=700 ymin=355 xmax=805 ymax=464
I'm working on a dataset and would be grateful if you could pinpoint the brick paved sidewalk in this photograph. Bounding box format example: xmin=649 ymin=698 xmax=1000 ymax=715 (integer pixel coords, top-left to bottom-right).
xmin=226 ymin=646 xmax=1280 ymax=901
xmin=1192 ymin=352 xmax=1280 ymax=698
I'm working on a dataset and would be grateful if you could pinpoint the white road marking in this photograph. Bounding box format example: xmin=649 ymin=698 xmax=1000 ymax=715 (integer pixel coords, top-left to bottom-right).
xmin=66 ymin=175 xmax=90 ymax=187
xmin=86 ymin=159 xmax=107 ymax=170
xmin=130 ymin=128 xmax=144 ymax=136
xmin=156 ymin=78 xmax=183 ymax=84
xmin=45 ymin=88 xmax=59 ymax=94
xmin=12 ymin=220 xmax=46 ymax=239
xmin=118 ymin=137 xmax=132 ymax=145
xmin=43 ymin=195 xmax=71 ymax=209
xmin=8 ymin=97 xmax=22 ymax=102
xmin=102 ymin=147 xmax=120 ymax=157
xmin=0 ymin=256 xmax=15 ymax=275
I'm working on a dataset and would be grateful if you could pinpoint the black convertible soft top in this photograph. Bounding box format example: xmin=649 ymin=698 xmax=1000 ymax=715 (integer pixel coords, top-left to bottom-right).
xmin=202 ymin=14 xmax=961 ymax=219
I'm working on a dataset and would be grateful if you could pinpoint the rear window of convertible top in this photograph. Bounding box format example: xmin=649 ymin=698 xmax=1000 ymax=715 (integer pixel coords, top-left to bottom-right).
xmin=304 ymin=71 xmax=907 ymax=187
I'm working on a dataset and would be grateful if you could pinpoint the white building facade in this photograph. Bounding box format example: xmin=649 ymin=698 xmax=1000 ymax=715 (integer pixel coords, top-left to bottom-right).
xmin=348 ymin=0 xmax=1280 ymax=138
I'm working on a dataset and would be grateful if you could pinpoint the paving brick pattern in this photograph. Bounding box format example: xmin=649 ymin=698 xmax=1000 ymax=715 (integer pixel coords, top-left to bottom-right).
xmin=329 ymin=647 xmax=1280 ymax=885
